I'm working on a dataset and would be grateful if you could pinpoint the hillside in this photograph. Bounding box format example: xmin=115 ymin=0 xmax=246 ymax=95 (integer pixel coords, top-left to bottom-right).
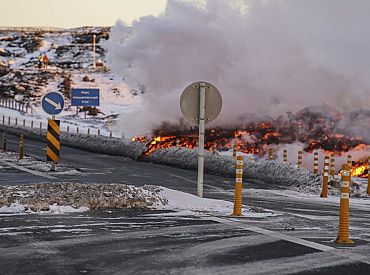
xmin=0 ymin=27 xmax=140 ymax=136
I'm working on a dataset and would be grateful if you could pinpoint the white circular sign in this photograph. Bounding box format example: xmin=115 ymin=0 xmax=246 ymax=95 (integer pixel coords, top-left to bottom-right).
xmin=180 ymin=81 xmax=222 ymax=124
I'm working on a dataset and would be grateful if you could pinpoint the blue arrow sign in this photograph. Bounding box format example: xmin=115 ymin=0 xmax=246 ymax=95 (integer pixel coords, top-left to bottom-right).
xmin=42 ymin=92 xmax=64 ymax=115
xmin=71 ymin=88 xmax=100 ymax=107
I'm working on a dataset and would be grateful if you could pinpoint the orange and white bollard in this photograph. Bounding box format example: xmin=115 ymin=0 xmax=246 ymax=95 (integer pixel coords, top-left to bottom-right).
xmin=336 ymin=163 xmax=353 ymax=244
xmin=330 ymin=154 xmax=336 ymax=178
xmin=313 ymin=152 xmax=319 ymax=174
xmin=297 ymin=150 xmax=303 ymax=168
xmin=232 ymin=143 xmax=237 ymax=157
xmin=18 ymin=134 xmax=24 ymax=160
xmin=232 ymin=156 xmax=243 ymax=216
xmin=320 ymin=156 xmax=329 ymax=198
xmin=368 ymin=157 xmax=370 ymax=196
xmin=212 ymin=142 xmax=217 ymax=155
xmin=347 ymin=154 xmax=352 ymax=182
xmin=283 ymin=149 xmax=288 ymax=163
xmin=268 ymin=148 xmax=274 ymax=160
xmin=176 ymin=139 xmax=180 ymax=147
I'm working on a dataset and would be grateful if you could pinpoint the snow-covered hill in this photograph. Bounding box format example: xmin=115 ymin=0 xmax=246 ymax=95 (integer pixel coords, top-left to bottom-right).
xmin=0 ymin=27 xmax=141 ymax=137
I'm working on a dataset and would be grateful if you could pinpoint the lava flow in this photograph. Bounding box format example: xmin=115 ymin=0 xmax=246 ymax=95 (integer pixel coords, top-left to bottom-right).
xmin=132 ymin=106 xmax=370 ymax=177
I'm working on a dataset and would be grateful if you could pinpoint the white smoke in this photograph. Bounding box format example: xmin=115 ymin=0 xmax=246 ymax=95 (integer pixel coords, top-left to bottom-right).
xmin=103 ymin=0 xmax=370 ymax=137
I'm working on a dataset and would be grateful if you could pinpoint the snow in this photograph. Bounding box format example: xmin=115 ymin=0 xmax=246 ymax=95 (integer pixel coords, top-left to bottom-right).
xmin=151 ymin=186 xmax=276 ymax=218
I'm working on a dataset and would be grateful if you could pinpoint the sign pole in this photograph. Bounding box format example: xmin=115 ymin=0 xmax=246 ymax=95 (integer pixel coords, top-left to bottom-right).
xmin=197 ymin=83 xmax=206 ymax=198
xmin=93 ymin=34 xmax=96 ymax=69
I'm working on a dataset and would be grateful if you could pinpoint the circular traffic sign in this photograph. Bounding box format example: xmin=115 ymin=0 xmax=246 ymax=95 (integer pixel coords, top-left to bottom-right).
xmin=180 ymin=81 xmax=222 ymax=124
xmin=42 ymin=92 xmax=65 ymax=115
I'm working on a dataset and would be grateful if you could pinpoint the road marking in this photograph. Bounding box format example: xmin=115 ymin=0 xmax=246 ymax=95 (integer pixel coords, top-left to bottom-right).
xmin=205 ymin=216 xmax=370 ymax=265
xmin=0 ymin=160 xmax=57 ymax=179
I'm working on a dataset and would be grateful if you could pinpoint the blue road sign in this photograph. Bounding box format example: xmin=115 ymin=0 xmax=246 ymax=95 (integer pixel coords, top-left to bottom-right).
xmin=71 ymin=88 xmax=100 ymax=107
xmin=42 ymin=92 xmax=64 ymax=115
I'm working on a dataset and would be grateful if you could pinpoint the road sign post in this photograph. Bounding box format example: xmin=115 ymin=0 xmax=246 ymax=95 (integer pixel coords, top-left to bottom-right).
xmin=42 ymin=92 xmax=64 ymax=171
xmin=180 ymin=82 xmax=222 ymax=198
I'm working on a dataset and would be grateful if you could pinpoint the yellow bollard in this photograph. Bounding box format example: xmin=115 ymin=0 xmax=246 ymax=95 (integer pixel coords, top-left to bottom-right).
xmin=313 ymin=152 xmax=319 ymax=174
xmin=347 ymin=155 xmax=352 ymax=182
xmin=232 ymin=156 xmax=244 ymax=216
xmin=336 ymin=163 xmax=354 ymax=244
xmin=232 ymin=143 xmax=237 ymax=157
xmin=330 ymin=154 xmax=336 ymax=178
xmin=2 ymin=130 xmax=7 ymax=152
xmin=320 ymin=156 xmax=329 ymax=198
xmin=368 ymin=157 xmax=370 ymax=196
xmin=18 ymin=134 xmax=24 ymax=160
xmin=283 ymin=149 xmax=288 ymax=163
xmin=297 ymin=150 xmax=303 ymax=168
xmin=268 ymin=148 xmax=274 ymax=160
xmin=212 ymin=142 xmax=217 ymax=156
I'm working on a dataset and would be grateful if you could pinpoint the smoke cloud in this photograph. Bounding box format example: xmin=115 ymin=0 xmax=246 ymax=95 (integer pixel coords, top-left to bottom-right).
xmin=103 ymin=0 xmax=370 ymax=137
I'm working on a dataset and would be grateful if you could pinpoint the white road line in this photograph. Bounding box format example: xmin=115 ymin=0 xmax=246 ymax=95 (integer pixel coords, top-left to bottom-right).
xmin=0 ymin=160 xmax=57 ymax=179
xmin=205 ymin=216 xmax=370 ymax=265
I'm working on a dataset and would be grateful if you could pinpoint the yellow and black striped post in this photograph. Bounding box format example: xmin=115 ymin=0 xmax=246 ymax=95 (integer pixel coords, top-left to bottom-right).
xmin=336 ymin=163 xmax=353 ymax=244
xmin=321 ymin=156 xmax=329 ymax=198
xmin=232 ymin=156 xmax=244 ymax=216
xmin=297 ymin=150 xmax=303 ymax=168
xmin=313 ymin=152 xmax=319 ymax=174
xmin=18 ymin=134 xmax=24 ymax=160
xmin=368 ymin=157 xmax=370 ymax=196
xmin=330 ymin=154 xmax=336 ymax=178
xmin=283 ymin=149 xmax=288 ymax=163
xmin=2 ymin=130 xmax=7 ymax=152
xmin=47 ymin=119 xmax=60 ymax=170
xmin=268 ymin=148 xmax=274 ymax=160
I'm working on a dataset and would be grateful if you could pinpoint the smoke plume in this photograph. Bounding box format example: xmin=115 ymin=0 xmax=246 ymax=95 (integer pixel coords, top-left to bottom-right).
xmin=103 ymin=0 xmax=370 ymax=137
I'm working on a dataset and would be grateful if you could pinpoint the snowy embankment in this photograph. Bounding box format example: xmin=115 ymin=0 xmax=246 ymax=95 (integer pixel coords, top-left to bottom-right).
xmin=0 ymin=183 xmax=168 ymax=213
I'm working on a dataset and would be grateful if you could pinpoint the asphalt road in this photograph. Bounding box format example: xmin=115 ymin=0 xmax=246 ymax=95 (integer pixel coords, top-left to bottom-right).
xmin=1 ymin=130 xmax=370 ymax=274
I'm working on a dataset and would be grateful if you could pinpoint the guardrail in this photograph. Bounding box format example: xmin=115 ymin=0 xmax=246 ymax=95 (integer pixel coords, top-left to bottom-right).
xmin=0 ymin=97 xmax=30 ymax=114
xmin=0 ymin=114 xmax=115 ymax=138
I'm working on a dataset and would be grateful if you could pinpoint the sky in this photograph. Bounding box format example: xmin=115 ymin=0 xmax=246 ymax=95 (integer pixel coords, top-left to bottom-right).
xmin=0 ymin=0 xmax=167 ymax=28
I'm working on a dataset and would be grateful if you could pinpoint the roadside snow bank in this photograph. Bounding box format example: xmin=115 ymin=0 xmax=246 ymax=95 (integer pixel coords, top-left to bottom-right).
xmin=145 ymin=147 xmax=321 ymax=187
xmin=144 ymin=185 xmax=276 ymax=217
xmin=0 ymin=183 xmax=168 ymax=213
xmin=0 ymin=125 xmax=145 ymax=158
xmin=291 ymin=176 xmax=370 ymax=198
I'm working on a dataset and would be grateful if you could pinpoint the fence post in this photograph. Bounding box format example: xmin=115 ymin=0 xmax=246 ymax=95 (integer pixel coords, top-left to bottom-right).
xmin=97 ymin=129 xmax=100 ymax=136
xmin=87 ymin=128 xmax=90 ymax=136
xmin=23 ymin=119 xmax=25 ymax=127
